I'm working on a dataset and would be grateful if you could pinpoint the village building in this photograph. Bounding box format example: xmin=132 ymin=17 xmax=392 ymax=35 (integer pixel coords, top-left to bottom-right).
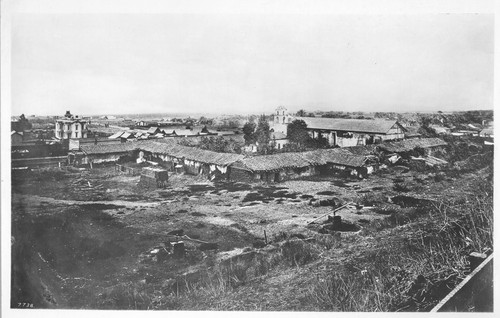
xmin=451 ymin=130 xmax=478 ymax=137
xmin=67 ymin=136 xmax=447 ymax=183
xmin=229 ymin=148 xmax=372 ymax=183
xmin=136 ymin=120 xmax=158 ymax=127
xmin=403 ymin=126 xmax=422 ymax=139
xmin=376 ymin=137 xmax=448 ymax=156
xmin=270 ymin=131 xmax=289 ymax=150
xmin=68 ymin=137 xmax=122 ymax=151
xmin=376 ymin=137 xmax=448 ymax=167
xmin=11 ymin=131 xmax=23 ymax=145
xmin=270 ymin=106 xmax=406 ymax=147
xmin=160 ymin=126 xmax=216 ymax=138
xmin=54 ymin=111 xmax=89 ymax=139
xmin=272 ymin=106 xmax=293 ymax=135
xmin=70 ymin=142 xmax=139 ymax=166
xmin=139 ymin=166 xmax=169 ymax=188
xmin=479 ymin=128 xmax=493 ymax=138
xmin=146 ymin=127 xmax=162 ymax=135
xmin=298 ymin=117 xmax=406 ymax=147
xmin=138 ymin=141 xmax=244 ymax=180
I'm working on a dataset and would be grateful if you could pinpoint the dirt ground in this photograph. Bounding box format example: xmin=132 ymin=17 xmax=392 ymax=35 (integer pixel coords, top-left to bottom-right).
xmin=10 ymin=163 xmax=479 ymax=309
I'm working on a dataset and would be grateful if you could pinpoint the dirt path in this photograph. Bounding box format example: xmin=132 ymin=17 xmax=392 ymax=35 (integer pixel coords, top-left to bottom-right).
xmin=12 ymin=193 xmax=162 ymax=211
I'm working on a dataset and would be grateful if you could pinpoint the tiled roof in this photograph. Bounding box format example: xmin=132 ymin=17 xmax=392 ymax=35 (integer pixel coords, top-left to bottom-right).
xmin=139 ymin=140 xmax=244 ymax=166
xmin=121 ymin=132 xmax=133 ymax=139
xmin=172 ymin=129 xmax=198 ymax=136
xmin=296 ymin=117 xmax=405 ymax=134
xmin=342 ymin=144 xmax=377 ymax=156
xmin=108 ymin=131 xmax=124 ymax=139
xmin=147 ymin=127 xmax=161 ymax=134
xmin=234 ymin=152 xmax=310 ymax=171
xmin=271 ymin=131 xmax=288 ymax=140
xmin=232 ymin=148 xmax=367 ymax=172
xmin=480 ymin=128 xmax=493 ymax=135
xmin=304 ymin=148 xmax=367 ymax=167
xmin=378 ymin=138 xmax=447 ymax=153
xmin=80 ymin=142 xmax=139 ymax=155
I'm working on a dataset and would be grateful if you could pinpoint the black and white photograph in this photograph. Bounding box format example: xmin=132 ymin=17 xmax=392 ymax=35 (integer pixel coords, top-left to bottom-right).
xmin=1 ymin=0 xmax=496 ymax=316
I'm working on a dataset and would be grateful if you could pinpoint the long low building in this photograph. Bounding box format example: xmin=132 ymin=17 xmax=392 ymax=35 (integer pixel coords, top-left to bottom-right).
xmin=70 ymin=137 xmax=447 ymax=183
xmin=297 ymin=117 xmax=406 ymax=147
xmin=229 ymin=148 xmax=372 ymax=183
xmin=138 ymin=140 xmax=244 ymax=180
xmin=271 ymin=106 xmax=406 ymax=147
xmin=377 ymin=137 xmax=448 ymax=155
xmin=71 ymin=142 xmax=140 ymax=165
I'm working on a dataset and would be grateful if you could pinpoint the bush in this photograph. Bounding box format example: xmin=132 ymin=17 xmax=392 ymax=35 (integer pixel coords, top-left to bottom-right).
xmin=393 ymin=181 xmax=411 ymax=192
xmin=357 ymin=192 xmax=387 ymax=206
xmin=280 ymin=240 xmax=319 ymax=266
xmin=308 ymin=268 xmax=407 ymax=311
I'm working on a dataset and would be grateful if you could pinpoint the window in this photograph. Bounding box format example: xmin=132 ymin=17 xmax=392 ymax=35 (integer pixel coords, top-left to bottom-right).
xmin=75 ymin=132 xmax=78 ymax=138
xmin=282 ymin=117 xmax=285 ymax=124
xmin=337 ymin=131 xmax=353 ymax=138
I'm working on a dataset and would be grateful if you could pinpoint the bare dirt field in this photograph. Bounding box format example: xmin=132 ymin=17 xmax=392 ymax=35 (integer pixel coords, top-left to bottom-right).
xmin=11 ymin=160 xmax=493 ymax=311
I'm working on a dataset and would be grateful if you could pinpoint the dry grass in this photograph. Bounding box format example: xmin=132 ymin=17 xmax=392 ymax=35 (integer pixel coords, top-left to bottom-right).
xmin=308 ymin=170 xmax=493 ymax=312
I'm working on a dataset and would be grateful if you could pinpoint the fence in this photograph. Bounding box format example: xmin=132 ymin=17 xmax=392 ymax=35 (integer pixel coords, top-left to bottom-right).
xmin=115 ymin=164 xmax=141 ymax=176
xmin=431 ymin=254 xmax=493 ymax=312
xmin=11 ymin=156 xmax=68 ymax=169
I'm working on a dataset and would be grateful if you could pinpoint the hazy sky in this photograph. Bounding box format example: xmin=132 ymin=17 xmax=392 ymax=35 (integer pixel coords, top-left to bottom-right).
xmin=11 ymin=13 xmax=494 ymax=116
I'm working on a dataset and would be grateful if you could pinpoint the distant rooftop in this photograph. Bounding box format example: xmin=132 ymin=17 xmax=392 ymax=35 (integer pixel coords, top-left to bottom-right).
xmin=296 ymin=117 xmax=405 ymax=134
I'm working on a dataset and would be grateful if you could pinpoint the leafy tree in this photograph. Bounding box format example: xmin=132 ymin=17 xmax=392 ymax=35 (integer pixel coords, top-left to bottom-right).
xmin=296 ymin=109 xmax=306 ymax=117
xmin=306 ymin=134 xmax=329 ymax=149
xmin=199 ymin=116 xmax=213 ymax=125
xmin=255 ymin=115 xmax=270 ymax=154
xmin=227 ymin=120 xmax=240 ymax=129
xmin=17 ymin=114 xmax=33 ymax=132
xmin=287 ymin=119 xmax=310 ymax=146
xmin=417 ymin=115 xmax=437 ymax=137
xmin=198 ymin=136 xmax=238 ymax=153
xmin=242 ymin=121 xmax=256 ymax=145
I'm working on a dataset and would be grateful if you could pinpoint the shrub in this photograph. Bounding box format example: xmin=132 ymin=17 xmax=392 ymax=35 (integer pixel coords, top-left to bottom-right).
xmin=308 ymin=268 xmax=407 ymax=311
xmin=393 ymin=181 xmax=411 ymax=192
xmin=357 ymin=192 xmax=387 ymax=206
xmin=280 ymin=240 xmax=319 ymax=266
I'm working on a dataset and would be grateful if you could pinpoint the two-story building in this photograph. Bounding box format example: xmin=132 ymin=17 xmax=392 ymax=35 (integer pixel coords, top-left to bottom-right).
xmin=54 ymin=111 xmax=89 ymax=139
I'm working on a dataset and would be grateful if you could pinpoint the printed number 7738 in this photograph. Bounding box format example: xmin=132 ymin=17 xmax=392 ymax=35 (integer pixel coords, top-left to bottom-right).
xmin=18 ymin=303 xmax=34 ymax=308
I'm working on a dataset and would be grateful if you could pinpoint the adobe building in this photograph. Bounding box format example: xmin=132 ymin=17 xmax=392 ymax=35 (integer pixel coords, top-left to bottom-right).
xmin=270 ymin=106 xmax=406 ymax=148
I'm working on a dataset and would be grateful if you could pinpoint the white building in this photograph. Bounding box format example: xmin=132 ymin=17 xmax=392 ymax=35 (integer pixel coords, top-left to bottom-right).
xmin=272 ymin=106 xmax=292 ymax=134
xmin=270 ymin=106 xmax=406 ymax=147
xmin=54 ymin=111 xmax=89 ymax=139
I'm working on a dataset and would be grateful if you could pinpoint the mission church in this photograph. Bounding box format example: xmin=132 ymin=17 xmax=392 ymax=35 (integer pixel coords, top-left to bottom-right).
xmin=270 ymin=106 xmax=406 ymax=148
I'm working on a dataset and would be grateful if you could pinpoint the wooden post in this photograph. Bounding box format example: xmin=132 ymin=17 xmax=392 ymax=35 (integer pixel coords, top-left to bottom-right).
xmin=264 ymin=230 xmax=268 ymax=245
xmin=307 ymin=203 xmax=352 ymax=225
